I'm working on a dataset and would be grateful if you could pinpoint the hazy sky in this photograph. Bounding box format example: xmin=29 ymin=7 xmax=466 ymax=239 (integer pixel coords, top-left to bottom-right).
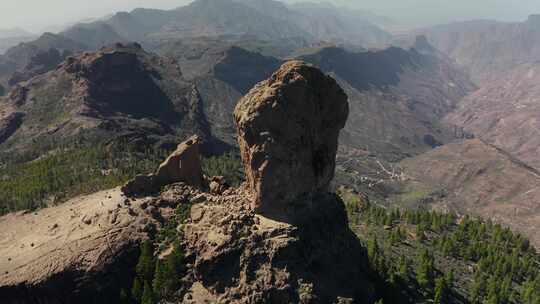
xmin=0 ymin=0 xmax=539 ymax=33
xmin=0 ymin=0 xmax=190 ymax=32
xmin=352 ymin=0 xmax=540 ymax=27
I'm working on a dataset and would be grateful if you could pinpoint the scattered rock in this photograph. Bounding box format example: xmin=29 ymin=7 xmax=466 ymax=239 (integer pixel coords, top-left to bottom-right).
xmin=234 ymin=60 xmax=349 ymax=215
xmin=81 ymin=216 xmax=92 ymax=225
xmin=0 ymin=188 xmax=158 ymax=303
xmin=208 ymin=176 xmax=230 ymax=195
xmin=190 ymin=193 xmax=207 ymax=204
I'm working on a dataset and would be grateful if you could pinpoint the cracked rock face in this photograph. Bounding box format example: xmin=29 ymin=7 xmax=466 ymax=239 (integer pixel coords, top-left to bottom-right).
xmin=154 ymin=135 xmax=204 ymax=189
xmin=122 ymin=135 xmax=204 ymax=196
xmin=234 ymin=60 xmax=349 ymax=215
xmin=181 ymin=190 xmax=375 ymax=304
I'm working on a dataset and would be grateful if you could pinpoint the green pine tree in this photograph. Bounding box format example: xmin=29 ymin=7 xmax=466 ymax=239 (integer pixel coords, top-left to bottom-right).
xmin=445 ymin=269 xmax=454 ymax=289
xmin=434 ymin=277 xmax=447 ymax=304
xmin=119 ymin=288 xmax=130 ymax=304
xmin=164 ymin=245 xmax=184 ymax=293
xmin=152 ymin=260 xmax=167 ymax=299
xmin=141 ymin=280 xmax=155 ymax=304
xmin=131 ymin=277 xmax=143 ymax=302
xmin=470 ymin=272 xmax=486 ymax=303
xmin=367 ymin=237 xmax=379 ymax=263
xmin=136 ymin=240 xmax=155 ymax=282
xmin=416 ymin=249 xmax=434 ymax=288
xmin=398 ymin=256 xmax=409 ymax=282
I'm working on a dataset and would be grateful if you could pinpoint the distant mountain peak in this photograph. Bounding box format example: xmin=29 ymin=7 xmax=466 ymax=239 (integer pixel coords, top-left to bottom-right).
xmin=0 ymin=27 xmax=32 ymax=39
xmin=526 ymin=14 xmax=540 ymax=27
xmin=413 ymin=35 xmax=436 ymax=55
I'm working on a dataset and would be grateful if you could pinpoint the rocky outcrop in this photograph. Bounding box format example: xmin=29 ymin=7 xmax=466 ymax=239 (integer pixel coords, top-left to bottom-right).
xmin=122 ymin=135 xmax=204 ymax=196
xmin=0 ymin=112 xmax=24 ymax=144
xmin=208 ymin=176 xmax=230 ymax=195
xmin=179 ymin=62 xmax=374 ymax=302
xmin=155 ymin=135 xmax=204 ymax=188
xmin=181 ymin=188 xmax=375 ymax=303
xmin=234 ymin=60 xmax=349 ymax=215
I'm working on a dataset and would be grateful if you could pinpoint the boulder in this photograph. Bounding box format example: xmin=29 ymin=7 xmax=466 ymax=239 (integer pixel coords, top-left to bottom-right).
xmin=154 ymin=135 xmax=204 ymax=188
xmin=121 ymin=135 xmax=203 ymax=196
xmin=234 ymin=60 xmax=349 ymax=214
xmin=208 ymin=176 xmax=230 ymax=195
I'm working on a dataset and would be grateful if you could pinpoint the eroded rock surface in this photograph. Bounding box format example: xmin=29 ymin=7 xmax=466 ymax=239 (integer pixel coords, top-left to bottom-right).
xmin=122 ymin=135 xmax=204 ymax=196
xmin=155 ymin=135 xmax=204 ymax=188
xmin=234 ymin=60 xmax=349 ymax=214
xmin=181 ymin=187 xmax=375 ymax=303
xmin=0 ymin=189 xmax=152 ymax=303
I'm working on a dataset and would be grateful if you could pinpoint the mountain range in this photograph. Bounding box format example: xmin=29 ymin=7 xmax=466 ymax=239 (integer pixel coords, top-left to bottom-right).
xmin=60 ymin=0 xmax=391 ymax=50
xmin=1 ymin=1 xmax=540 ymax=303
xmin=0 ymin=0 xmax=392 ymax=93
xmin=417 ymin=14 xmax=540 ymax=84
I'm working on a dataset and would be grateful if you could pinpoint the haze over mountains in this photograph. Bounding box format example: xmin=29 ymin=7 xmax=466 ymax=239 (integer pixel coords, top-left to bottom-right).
xmin=1 ymin=0 xmax=540 ymax=303
xmin=417 ymin=14 xmax=540 ymax=83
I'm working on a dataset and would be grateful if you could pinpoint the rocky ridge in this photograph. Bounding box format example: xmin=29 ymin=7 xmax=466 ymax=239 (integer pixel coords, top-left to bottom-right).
xmin=417 ymin=15 xmax=540 ymax=84
xmin=0 ymin=33 xmax=85 ymax=89
xmin=445 ymin=62 xmax=540 ymax=170
xmin=0 ymin=43 xmax=217 ymax=155
xmin=299 ymin=45 xmax=475 ymax=161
